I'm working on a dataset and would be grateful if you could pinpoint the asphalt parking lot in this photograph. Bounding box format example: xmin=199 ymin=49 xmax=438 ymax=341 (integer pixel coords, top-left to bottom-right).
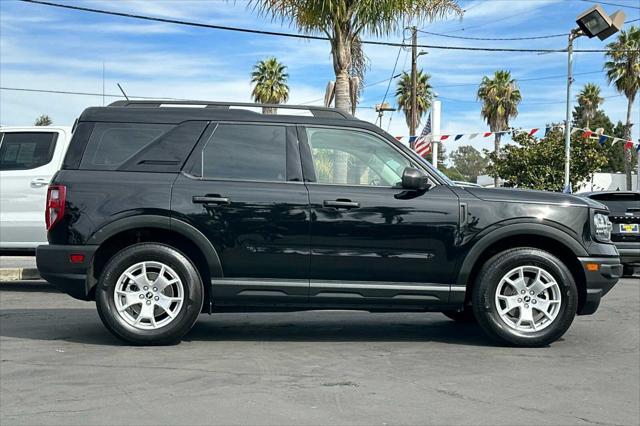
xmin=0 ymin=279 xmax=638 ymax=426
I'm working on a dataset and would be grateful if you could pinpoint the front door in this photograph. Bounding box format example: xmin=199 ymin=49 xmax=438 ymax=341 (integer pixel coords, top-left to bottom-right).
xmin=300 ymin=126 xmax=459 ymax=308
xmin=172 ymin=123 xmax=310 ymax=306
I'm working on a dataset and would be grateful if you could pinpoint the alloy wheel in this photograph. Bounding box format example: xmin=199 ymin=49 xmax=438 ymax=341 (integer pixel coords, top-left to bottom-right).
xmin=113 ymin=261 xmax=184 ymax=330
xmin=494 ymin=265 xmax=562 ymax=333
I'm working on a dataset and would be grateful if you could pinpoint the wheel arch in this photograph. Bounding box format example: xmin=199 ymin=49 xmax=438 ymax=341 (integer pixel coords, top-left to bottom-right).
xmin=456 ymin=223 xmax=588 ymax=313
xmin=87 ymin=215 xmax=222 ymax=307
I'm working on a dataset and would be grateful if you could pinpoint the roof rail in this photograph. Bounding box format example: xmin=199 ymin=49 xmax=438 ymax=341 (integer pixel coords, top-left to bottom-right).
xmin=107 ymin=100 xmax=353 ymax=119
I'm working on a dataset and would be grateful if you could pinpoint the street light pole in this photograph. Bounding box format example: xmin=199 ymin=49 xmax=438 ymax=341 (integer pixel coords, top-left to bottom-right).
xmin=564 ymin=29 xmax=582 ymax=193
xmin=410 ymin=26 xmax=418 ymax=140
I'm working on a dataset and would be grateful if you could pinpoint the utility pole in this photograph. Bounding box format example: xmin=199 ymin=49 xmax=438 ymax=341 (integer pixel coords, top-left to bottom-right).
xmin=563 ymin=29 xmax=581 ymax=193
xmin=410 ymin=26 xmax=418 ymax=140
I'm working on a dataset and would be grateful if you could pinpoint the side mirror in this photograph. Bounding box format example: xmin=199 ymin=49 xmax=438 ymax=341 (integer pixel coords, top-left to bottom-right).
xmin=401 ymin=167 xmax=431 ymax=191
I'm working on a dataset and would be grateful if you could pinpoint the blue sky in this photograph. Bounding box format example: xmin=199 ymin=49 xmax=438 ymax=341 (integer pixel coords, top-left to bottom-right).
xmin=1 ymin=0 xmax=638 ymax=156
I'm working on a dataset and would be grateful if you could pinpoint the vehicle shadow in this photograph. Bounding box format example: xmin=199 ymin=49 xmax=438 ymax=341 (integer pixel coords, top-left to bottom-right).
xmin=0 ymin=305 xmax=496 ymax=347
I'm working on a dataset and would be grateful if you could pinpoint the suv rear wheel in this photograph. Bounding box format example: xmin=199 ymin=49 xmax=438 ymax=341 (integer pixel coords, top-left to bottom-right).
xmin=472 ymin=248 xmax=578 ymax=347
xmin=95 ymin=243 xmax=203 ymax=345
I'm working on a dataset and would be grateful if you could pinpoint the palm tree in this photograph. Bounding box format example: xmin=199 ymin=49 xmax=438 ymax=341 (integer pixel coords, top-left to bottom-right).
xmin=396 ymin=70 xmax=433 ymax=131
xmin=252 ymin=0 xmax=461 ymax=114
xmin=605 ymin=25 xmax=639 ymax=190
xmin=250 ymin=57 xmax=290 ymax=114
xmin=576 ymin=83 xmax=603 ymax=130
xmin=477 ymin=70 xmax=522 ymax=187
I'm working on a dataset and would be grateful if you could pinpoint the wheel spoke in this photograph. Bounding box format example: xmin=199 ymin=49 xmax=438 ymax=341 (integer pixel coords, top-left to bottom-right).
xmin=116 ymin=290 xmax=141 ymax=311
xmin=529 ymin=278 xmax=554 ymax=297
xmin=498 ymin=295 xmax=520 ymax=315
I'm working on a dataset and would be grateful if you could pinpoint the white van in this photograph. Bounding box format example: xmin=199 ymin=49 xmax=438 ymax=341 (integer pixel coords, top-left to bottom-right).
xmin=0 ymin=126 xmax=73 ymax=251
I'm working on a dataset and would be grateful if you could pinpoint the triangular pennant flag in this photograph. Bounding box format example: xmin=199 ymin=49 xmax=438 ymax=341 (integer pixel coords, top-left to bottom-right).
xmin=468 ymin=133 xmax=478 ymax=139
xmin=612 ymin=138 xmax=621 ymax=145
xmin=483 ymin=132 xmax=492 ymax=137
xmin=598 ymin=135 xmax=608 ymax=145
xmin=440 ymin=135 xmax=450 ymax=141
xmin=408 ymin=136 xmax=417 ymax=143
xmin=636 ymin=144 xmax=640 ymax=153
xmin=395 ymin=136 xmax=403 ymax=141
xmin=544 ymin=127 xmax=551 ymax=136
xmin=582 ymin=130 xmax=593 ymax=139
xmin=529 ymin=128 xmax=539 ymax=136
xmin=454 ymin=134 xmax=463 ymax=141
xmin=624 ymin=140 xmax=634 ymax=150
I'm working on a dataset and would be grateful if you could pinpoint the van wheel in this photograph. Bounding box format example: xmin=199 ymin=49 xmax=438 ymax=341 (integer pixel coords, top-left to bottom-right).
xmin=442 ymin=308 xmax=476 ymax=323
xmin=472 ymin=248 xmax=578 ymax=347
xmin=96 ymin=243 xmax=203 ymax=345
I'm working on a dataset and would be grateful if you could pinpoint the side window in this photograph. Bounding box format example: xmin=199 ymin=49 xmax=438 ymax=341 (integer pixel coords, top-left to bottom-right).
xmin=201 ymin=124 xmax=287 ymax=182
xmin=305 ymin=127 xmax=411 ymax=186
xmin=0 ymin=132 xmax=58 ymax=171
xmin=79 ymin=123 xmax=171 ymax=170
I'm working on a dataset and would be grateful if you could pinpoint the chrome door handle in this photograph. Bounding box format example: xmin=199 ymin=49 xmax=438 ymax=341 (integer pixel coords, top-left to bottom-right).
xmin=323 ymin=199 xmax=360 ymax=209
xmin=192 ymin=195 xmax=230 ymax=205
xmin=30 ymin=178 xmax=49 ymax=188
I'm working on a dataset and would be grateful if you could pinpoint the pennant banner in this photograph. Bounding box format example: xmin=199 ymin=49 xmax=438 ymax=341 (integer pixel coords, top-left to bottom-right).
xmin=395 ymin=125 xmax=640 ymax=152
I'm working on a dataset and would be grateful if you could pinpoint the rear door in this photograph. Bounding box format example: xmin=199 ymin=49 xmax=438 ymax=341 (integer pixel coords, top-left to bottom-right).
xmin=0 ymin=130 xmax=65 ymax=249
xmin=172 ymin=122 xmax=310 ymax=306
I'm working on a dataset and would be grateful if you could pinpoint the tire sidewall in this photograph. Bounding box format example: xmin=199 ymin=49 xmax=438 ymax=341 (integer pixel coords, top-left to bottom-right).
xmin=96 ymin=243 xmax=203 ymax=345
xmin=474 ymin=249 xmax=578 ymax=346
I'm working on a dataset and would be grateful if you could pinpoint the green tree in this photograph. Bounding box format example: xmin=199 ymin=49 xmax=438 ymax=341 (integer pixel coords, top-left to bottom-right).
xmin=488 ymin=128 xmax=607 ymax=192
xmin=477 ymin=70 xmax=522 ymax=187
xmin=576 ymin=83 xmax=603 ymax=130
xmin=34 ymin=114 xmax=52 ymax=126
xmin=253 ymin=0 xmax=461 ymax=113
xmin=250 ymin=57 xmax=290 ymax=114
xmin=396 ymin=70 xmax=433 ymax=131
xmin=605 ymin=25 xmax=640 ymax=190
xmin=450 ymin=145 xmax=489 ymax=183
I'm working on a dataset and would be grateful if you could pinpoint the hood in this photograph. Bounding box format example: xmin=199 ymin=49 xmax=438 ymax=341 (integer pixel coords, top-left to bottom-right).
xmin=463 ymin=187 xmax=607 ymax=210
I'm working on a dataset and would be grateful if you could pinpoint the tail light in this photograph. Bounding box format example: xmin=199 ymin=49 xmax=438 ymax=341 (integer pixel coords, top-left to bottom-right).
xmin=46 ymin=185 xmax=66 ymax=230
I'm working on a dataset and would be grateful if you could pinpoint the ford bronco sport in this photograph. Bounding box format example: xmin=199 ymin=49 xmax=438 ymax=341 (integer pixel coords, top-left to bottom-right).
xmin=36 ymin=100 xmax=622 ymax=346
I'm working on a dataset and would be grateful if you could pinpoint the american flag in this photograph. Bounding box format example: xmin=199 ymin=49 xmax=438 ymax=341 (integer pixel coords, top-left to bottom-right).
xmin=413 ymin=113 xmax=432 ymax=158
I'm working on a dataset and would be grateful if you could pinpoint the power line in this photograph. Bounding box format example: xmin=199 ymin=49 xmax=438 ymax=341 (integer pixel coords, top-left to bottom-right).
xmin=579 ymin=0 xmax=640 ymax=10
xmin=418 ymin=29 xmax=567 ymax=41
xmin=0 ymin=86 xmax=185 ymax=100
xmin=19 ymin=0 xmax=617 ymax=53
xmin=435 ymin=70 xmax=603 ymax=88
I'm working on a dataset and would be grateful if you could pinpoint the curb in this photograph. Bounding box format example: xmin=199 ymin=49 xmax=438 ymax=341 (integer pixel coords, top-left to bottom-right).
xmin=0 ymin=268 xmax=41 ymax=281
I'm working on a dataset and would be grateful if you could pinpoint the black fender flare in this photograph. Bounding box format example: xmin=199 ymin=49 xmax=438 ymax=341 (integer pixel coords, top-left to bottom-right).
xmin=456 ymin=222 xmax=588 ymax=287
xmin=87 ymin=215 xmax=223 ymax=278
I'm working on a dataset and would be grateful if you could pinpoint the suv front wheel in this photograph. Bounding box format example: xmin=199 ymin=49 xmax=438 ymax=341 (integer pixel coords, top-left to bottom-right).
xmin=472 ymin=248 xmax=578 ymax=347
xmin=96 ymin=243 xmax=204 ymax=345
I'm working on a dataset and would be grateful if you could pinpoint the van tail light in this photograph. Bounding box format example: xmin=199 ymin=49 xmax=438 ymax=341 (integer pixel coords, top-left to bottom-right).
xmin=46 ymin=185 xmax=67 ymax=230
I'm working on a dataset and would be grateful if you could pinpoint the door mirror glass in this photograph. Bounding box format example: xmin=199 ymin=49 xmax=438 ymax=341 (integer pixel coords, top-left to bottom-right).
xmin=402 ymin=167 xmax=431 ymax=191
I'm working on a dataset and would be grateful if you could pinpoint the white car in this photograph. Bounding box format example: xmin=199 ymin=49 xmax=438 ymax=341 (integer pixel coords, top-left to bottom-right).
xmin=0 ymin=126 xmax=72 ymax=252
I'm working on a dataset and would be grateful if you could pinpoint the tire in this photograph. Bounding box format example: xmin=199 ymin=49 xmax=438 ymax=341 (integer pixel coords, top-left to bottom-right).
xmin=96 ymin=243 xmax=204 ymax=345
xmin=622 ymin=265 xmax=636 ymax=277
xmin=443 ymin=308 xmax=476 ymax=323
xmin=472 ymin=248 xmax=578 ymax=347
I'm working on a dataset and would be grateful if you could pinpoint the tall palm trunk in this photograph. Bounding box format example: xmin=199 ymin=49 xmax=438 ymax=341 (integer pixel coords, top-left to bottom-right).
xmin=262 ymin=107 xmax=277 ymax=114
xmin=493 ymin=132 xmax=502 ymax=187
xmin=624 ymin=96 xmax=634 ymax=190
xmin=330 ymin=32 xmax=351 ymax=183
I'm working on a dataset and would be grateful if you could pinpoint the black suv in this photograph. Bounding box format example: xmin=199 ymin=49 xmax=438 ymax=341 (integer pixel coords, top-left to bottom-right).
xmin=36 ymin=101 xmax=622 ymax=346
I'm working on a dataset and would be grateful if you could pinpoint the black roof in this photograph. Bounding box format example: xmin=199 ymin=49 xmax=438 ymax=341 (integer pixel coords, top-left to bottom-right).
xmin=78 ymin=100 xmax=380 ymax=131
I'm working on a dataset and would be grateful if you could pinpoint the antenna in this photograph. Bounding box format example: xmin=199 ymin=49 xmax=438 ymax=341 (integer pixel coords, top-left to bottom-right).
xmin=117 ymin=83 xmax=129 ymax=101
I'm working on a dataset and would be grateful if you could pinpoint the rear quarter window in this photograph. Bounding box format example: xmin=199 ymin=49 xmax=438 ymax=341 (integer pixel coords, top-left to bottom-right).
xmin=76 ymin=121 xmax=207 ymax=172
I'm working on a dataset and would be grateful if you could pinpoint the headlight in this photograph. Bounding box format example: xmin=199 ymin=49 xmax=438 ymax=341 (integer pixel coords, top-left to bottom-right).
xmin=593 ymin=213 xmax=612 ymax=242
